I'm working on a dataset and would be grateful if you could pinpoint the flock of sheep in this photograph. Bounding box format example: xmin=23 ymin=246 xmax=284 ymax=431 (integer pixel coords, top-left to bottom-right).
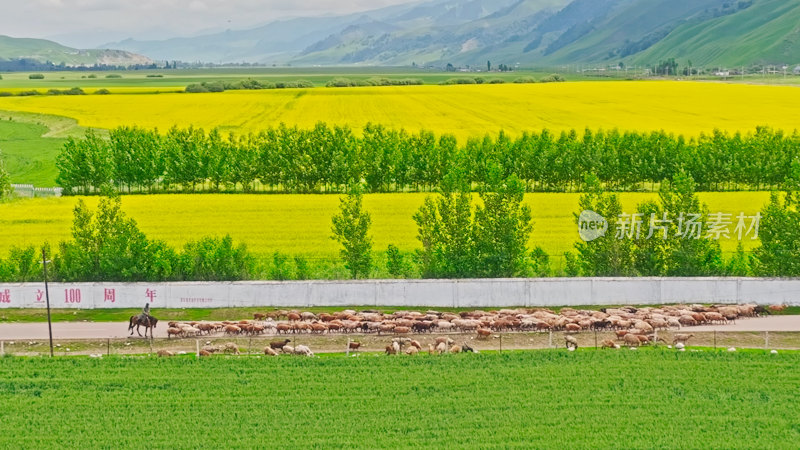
xmin=164 ymin=303 xmax=778 ymax=342
xmin=151 ymin=303 xmax=787 ymax=356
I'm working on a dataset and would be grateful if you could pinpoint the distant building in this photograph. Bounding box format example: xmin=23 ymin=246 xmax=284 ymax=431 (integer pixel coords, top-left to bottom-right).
xmin=794 ymin=65 xmax=800 ymax=75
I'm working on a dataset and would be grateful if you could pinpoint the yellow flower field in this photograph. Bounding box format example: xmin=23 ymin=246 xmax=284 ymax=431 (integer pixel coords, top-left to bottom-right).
xmin=0 ymin=192 xmax=770 ymax=263
xmin=1 ymin=82 xmax=800 ymax=139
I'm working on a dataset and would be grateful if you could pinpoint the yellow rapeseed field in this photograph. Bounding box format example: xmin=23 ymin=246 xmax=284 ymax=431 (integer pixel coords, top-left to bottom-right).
xmin=1 ymin=82 xmax=800 ymax=139
xmin=0 ymin=192 xmax=770 ymax=263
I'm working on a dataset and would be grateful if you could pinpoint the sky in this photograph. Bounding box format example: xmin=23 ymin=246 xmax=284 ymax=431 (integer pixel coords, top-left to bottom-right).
xmin=0 ymin=0 xmax=420 ymax=48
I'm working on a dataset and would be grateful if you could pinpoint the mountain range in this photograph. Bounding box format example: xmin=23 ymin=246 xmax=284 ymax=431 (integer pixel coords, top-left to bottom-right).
xmin=3 ymin=0 xmax=800 ymax=68
xmin=0 ymin=35 xmax=151 ymax=67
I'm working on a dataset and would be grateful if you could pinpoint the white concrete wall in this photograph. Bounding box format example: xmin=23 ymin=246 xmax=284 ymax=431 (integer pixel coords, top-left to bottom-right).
xmin=0 ymin=278 xmax=798 ymax=309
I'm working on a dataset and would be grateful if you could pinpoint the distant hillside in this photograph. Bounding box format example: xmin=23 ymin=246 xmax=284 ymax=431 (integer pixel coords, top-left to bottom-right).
xmin=97 ymin=0 xmax=800 ymax=68
xmin=629 ymin=0 xmax=800 ymax=67
xmin=0 ymin=35 xmax=151 ymax=66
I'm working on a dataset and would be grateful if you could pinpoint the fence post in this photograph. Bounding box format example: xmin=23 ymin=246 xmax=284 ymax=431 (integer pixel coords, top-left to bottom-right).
xmin=499 ymin=334 xmax=502 ymax=353
xmin=196 ymin=340 xmax=200 ymax=359
xmin=346 ymin=338 xmax=350 ymax=357
xmin=765 ymin=331 xmax=769 ymax=350
xmin=714 ymin=330 xmax=717 ymax=350
xmin=594 ymin=330 xmax=598 ymax=349
xmin=549 ymin=330 xmax=553 ymax=349
xmin=107 ymin=338 xmax=110 ymax=356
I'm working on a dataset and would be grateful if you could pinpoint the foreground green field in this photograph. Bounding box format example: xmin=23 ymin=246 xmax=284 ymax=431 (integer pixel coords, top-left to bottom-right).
xmin=2 ymin=81 xmax=800 ymax=140
xmin=0 ymin=350 xmax=797 ymax=448
xmin=0 ymin=192 xmax=769 ymax=263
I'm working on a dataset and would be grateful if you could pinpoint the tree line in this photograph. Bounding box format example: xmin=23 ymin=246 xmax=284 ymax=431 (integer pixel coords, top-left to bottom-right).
xmin=2 ymin=164 xmax=800 ymax=282
xmin=56 ymin=124 xmax=800 ymax=195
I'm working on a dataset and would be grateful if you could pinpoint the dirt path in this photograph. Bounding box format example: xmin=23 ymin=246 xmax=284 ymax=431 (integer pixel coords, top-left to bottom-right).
xmin=0 ymin=322 xmax=167 ymax=340
xmin=0 ymin=316 xmax=798 ymax=340
xmin=690 ymin=315 xmax=800 ymax=332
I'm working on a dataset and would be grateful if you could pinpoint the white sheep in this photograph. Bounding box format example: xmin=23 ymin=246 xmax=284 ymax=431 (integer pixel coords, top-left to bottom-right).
xmin=294 ymin=345 xmax=314 ymax=357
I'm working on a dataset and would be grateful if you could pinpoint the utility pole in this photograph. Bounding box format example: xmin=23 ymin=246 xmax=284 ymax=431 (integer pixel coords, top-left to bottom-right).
xmin=42 ymin=248 xmax=53 ymax=358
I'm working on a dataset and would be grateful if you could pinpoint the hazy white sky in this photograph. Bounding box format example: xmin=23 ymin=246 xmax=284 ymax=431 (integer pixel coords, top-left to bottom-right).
xmin=0 ymin=0 xmax=419 ymax=47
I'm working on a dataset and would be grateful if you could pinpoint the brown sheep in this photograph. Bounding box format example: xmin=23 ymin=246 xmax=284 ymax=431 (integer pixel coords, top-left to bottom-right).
xmin=565 ymin=323 xmax=581 ymax=333
xmin=394 ymin=326 xmax=411 ymax=334
xmin=449 ymin=345 xmax=463 ymax=354
xmin=476 ymin=328 xmax=492 ymax=338
xmin=672 ymin=334 xmax=694 ymax=346
xmin=310 ymin=323 xmax=328 ymax=334
xmin=270 ymin=339 xmax=291 ymax=350
xmin=348 ymin=341 xmax=362 ymax=352
xmin=253 ymin=313 xmax=267 ymax=321
xmin=600 ymin=339 xmax=618 ymax=349
xmin=287 ymin=312 xmax=301 ymax=322
xmin=222 ymin=342 xmax=240 ymax=355
xmin=434 ymin=337 xmax=455 ymax=346
xmin=167 ymin=327 xmax=183 ymax=339
xmin=409 ymin=340 xmax=422 ymax=350
xmin=224 ymin=325 xmax=241 ymax=335
xmin=564 ymin=335 xmax=578 ymax=349
xmin=157 ymin=349 xmax=175 ymax=357
xmin=623 ymin=334 xmax=641 ymax=347
xmin=198 ymin=349 xmax=212 ymax=357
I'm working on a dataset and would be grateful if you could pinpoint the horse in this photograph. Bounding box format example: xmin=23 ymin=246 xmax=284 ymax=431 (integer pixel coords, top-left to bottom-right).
xmin=128 ymin=314 xmax=158 ymax=338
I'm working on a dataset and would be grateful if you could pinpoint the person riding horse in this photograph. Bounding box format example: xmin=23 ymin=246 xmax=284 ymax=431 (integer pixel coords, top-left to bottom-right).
xmin=128 ymin=303 xmax=158 ymax=337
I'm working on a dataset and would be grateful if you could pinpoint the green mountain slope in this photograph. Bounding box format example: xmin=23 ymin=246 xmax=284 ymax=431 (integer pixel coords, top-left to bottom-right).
xmin=630 ymin=0 xmax=800 ymax=67
xmin=0 ymin=35 xmax=150 ymax=66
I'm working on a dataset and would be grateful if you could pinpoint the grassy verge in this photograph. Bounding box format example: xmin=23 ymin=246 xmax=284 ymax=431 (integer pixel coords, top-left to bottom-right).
xmin=0 ymin=349 xmax=797 ymax=448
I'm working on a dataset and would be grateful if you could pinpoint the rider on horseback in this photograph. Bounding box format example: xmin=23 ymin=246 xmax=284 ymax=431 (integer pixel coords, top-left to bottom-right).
xmin=139 ymin=303 xmax=154 ymax=323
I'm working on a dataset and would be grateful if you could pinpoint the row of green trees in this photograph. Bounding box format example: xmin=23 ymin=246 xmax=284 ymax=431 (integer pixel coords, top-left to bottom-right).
xmin=56 ymin=124 xmax=800 ymax=195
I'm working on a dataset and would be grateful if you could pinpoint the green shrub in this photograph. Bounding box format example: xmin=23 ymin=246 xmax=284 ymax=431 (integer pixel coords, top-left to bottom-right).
xmin=105 ymin=74 xmax=122 ymax=79
xmin=146 ymin=74 xmax=164 ymax=78
xmin=439 ymin=77 xmax=478 ymax=85
xmin=185 ymin=83 xmax=208 ymax=93
xmin=513 ymin=77 xmax=537 ymax=83
xmin=94 ymin=88 xmax=111 ymax=95
xmin=28 ymin=73 xmax=45 ymax=80
xmin=540 ymin=74 xmax=565 ymax=83
xmin=87 ymin=74 xmax=97 ymax=79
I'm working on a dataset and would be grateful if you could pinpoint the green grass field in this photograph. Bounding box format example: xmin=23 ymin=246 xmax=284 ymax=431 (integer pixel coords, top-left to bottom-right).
xmin=0 ymin=192 xmax=770 ymax=264
xmin=0 ymin=350 xmax=797 ymax=448
xmin=0 ymin=119 xmax=64 ymax=186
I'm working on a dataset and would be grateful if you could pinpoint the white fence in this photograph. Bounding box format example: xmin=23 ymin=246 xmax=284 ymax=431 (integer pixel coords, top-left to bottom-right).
xmin=0 ymin=278 xmax=798 ymax=309
xmin=11 ymin=184 xmax=63 ymax=198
